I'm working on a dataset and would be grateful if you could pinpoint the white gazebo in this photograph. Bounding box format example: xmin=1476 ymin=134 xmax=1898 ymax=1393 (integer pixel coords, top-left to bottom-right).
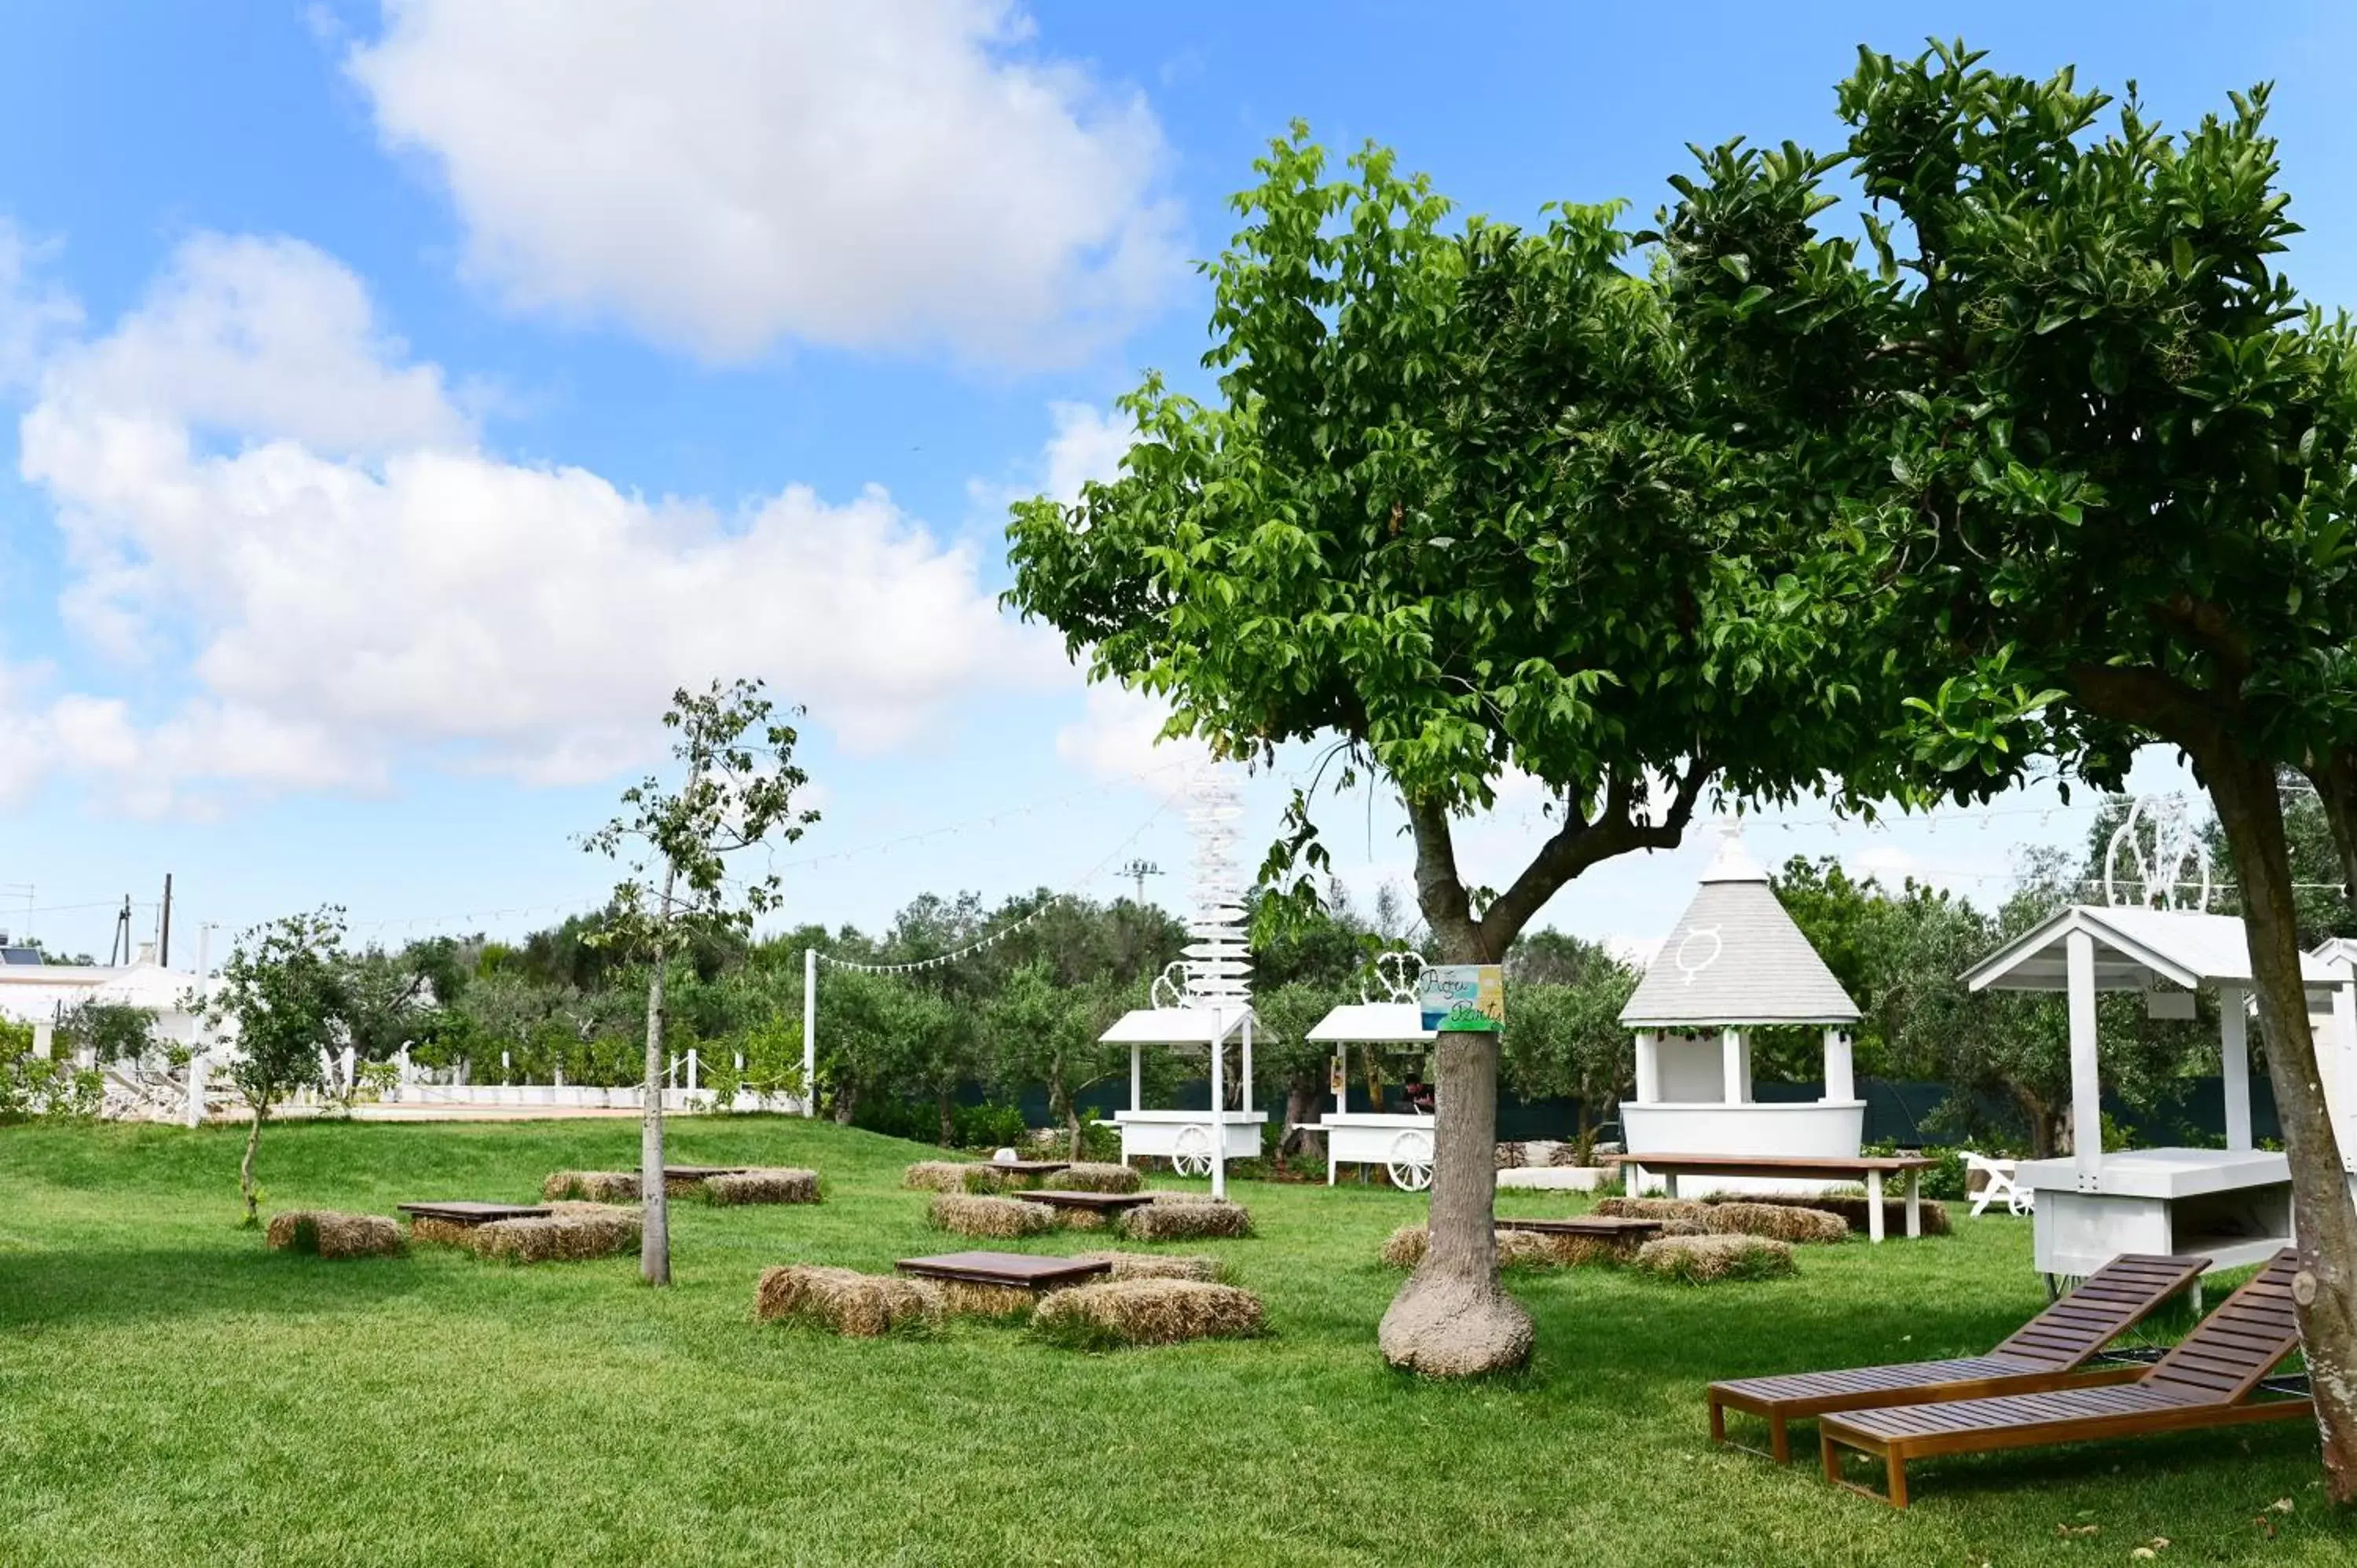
xmin=1617 ymin=825 xmax=1866 ymax=1194
xmin=1100 ymin=766 xmax=1265 ymax=1199
xmin=1964 ymin=900 xmax=2355 ymax=1277
xmin=1302 ymin=954 xmax=1438 ymax=1189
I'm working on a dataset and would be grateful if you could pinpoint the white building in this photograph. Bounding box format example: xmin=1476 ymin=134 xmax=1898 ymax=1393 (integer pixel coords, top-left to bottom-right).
xmin=0 ymin=943 xmax=211 ymax=1051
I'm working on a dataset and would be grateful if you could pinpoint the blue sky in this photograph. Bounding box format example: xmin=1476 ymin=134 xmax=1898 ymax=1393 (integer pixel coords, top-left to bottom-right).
xmin=1 ymin=1 xmax=2346 ymax=962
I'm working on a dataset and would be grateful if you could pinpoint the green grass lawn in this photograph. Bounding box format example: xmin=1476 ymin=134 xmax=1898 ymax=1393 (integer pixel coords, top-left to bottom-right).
xmin=0 ymin=1117 xmax=2348 ymax=1566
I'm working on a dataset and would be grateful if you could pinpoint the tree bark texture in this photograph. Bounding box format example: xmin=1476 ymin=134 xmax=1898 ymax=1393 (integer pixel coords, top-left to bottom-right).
xmin=2205 ymin=750 xmax=2357 ymax=1502
xmin=1279 ymin=1075 xmax=1326 ymax=1160
xmin=2310 ymin=751 xmax=2357 ymax=922
xmin=640 ymin=863 xmax=676 ymax=1288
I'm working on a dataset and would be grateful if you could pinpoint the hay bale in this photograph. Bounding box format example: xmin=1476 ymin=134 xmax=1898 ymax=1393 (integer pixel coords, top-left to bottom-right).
xmin=1117 ymin=1198 xmax=1252 ymax=1241
xmin=755 ymin=1265 xmax=942 ymax=1336
xmin=405 ymin=1215 xmax=477 ymax=1249
xmin=1660 ymin=1218 xmax=1710 ymax=1237
xmin=1043 ymin=1163 xmax=1142 ymax=1194
xmin=546 ymin=1200 xmax=640 ymax=1217
xmin=1633 ymin=1233 xmax=1797 ymax=1285
xmin=1380 ymin=1223 xmax=1624 ymax=1270
xmin=265 ymin=1211 xmax=310 ymax=1251
xmin=1051 ymin=1207 xmax=1110 ymax=1232
xmin=1380 ymin=1223 xmax=1430 ymax=1268
xmin=1702 ymin=1190 xmax=1952 ymax=1237
xmin=542 ymin=1171 xmax=642 ymax=1203
xmin=1701 ymin=1202 xmax=1850 ymax=1245
xmin=1075 ymin=1251 xmax=1226 ymax=1283
xmin=704 ymin=1167 xmax=820 ymax=1206
xmin=940 ymin=1280 xmax=1039 ymax=1317
xmin=1594 ymin=1196 xmax=1710 ymax=1223
xmin=1032 ymin=1278 xmax=1264 ymax=1348
xmin=928 ymin=1193 xmax=1057 ymax=1239
xmin=903 ymin=1161 xmax=973 ymax=1192
xmin=311 ymin=1212 xmax=404 ymax=1259
xmin=959 ymin=1163 xmax=1047 ymax=1194
xmin=470 ymin=1209 xmax=641 ymax=1264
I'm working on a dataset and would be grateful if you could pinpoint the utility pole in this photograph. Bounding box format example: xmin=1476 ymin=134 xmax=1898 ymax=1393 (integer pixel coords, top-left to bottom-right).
xmin=159 ymin=873 xmax=174 ymax=968
xmin=109 ymin=896 xmax=133 ymax=966
xmin=1116 ymin=858 xmax=1163 ymax=907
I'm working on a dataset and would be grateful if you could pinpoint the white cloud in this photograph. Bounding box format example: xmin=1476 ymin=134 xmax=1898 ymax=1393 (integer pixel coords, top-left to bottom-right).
xmin=0 ymin=221 xmax=81 ymax=389
xmin=13 ymin=232 xmax=1058 ymax=813
xmin=347 ymin=0 xmax=1182 ymax=365
xmin=1055 ymin=683 xmax=1207 ymax=782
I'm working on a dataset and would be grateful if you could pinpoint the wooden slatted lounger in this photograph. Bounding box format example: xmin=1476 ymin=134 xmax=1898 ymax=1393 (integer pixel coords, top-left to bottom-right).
xmin=1819 ymin=1250 xmax=2311 ymax=1508
xmin=1707 ymin=1252 xmax=2209 ymax=1462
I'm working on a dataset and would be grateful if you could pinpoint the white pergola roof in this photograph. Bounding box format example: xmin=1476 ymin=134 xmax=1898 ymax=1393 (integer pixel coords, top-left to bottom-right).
xmin=1098 ymin=1006 xmax=1252 ymax=1046
xmin=1963 ymin=905 xmax=2343 ymax=996
xmin=1306 ymin=1002 xmax=1435 ymax=1046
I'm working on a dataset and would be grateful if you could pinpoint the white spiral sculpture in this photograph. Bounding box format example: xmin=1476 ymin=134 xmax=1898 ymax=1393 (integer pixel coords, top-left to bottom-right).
xmin=2103 ymin=794 xmax=2213 ymax=912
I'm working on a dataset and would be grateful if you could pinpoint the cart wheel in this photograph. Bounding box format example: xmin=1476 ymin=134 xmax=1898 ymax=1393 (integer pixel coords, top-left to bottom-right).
xmin=1171 ymin=1123 xmax=1214 ymax=1177
xmin=1387 ymin=1129 xmax=1435 ymax=1192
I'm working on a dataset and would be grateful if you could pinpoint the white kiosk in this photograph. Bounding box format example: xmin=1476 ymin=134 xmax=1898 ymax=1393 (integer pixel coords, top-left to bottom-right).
xmin=1101 ymin=765 xmax=1266 ymax=1200
xmin=1303 ymin=954 xmax=1438 ymax=1189
xmin=1961 ymin=799 xmax=2357 ymax=1278
xmin=1618 ymin=826 xmax=1867 ymax=1195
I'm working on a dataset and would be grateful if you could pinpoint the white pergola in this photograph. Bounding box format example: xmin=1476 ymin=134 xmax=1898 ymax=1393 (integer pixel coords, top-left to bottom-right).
xmin=1303 ymin=1000 xmax=1437 ymax=1189
xmin=1100 ymin=1003 xmax=1261 ymax=1200
xmin=1961 ymin=903 xmax=2357 ymax=1274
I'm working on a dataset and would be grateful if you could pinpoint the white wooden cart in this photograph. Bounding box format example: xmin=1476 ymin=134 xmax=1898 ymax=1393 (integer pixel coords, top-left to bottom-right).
xmin=1101 ymin=1002 xmax=1263 ymax=1201
xmin=1302 ymin=992 xmax=1439 ymax=1189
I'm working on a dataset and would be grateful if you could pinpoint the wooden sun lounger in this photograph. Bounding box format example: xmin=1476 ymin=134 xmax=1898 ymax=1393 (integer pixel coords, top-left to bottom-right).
xmin=1820 ymin=1250 xmax=2311 ymax=1507
xmin=1707 ymin=1253 xmax=2209 ymax=1462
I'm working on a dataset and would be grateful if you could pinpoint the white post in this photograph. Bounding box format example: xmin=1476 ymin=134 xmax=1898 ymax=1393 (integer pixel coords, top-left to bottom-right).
xmin=687 ymin=1046 xmax=699 ymax=1093
xmin=1241 ymin=1013 xmax=1253 ymax=1115
xmin=1210 ymin=1029 xmax=1227 ymax=1201
xmin=1866 ymin=1169 xmax=1886 ymax=1243
xmin=801 ymin=947 xmax=818 ymax=1118
xmin=1130 ymin=1042 xmax=1142 ymax=1112
xmin=2219 ymin=985 xmax=2253 ymax=1152
xmin=1822 ymin=1028 xmax=1855 ymax=1104
xmin=1721 ymin=1028 xmax=1744 ymax=1106
xmin=1332 ymin=1053 xmax=1345 ymax=1116
xmin=1633 ymin=1031 xmax=1659 ymax=1103
xmin=186 ymin=1051 xmax=207 ymax=1127
xmin=2067 ymin=929 xmax=2102 ymax=1183
xmin=2336 ymin=982 xmax=2357 ymax=1172
xmin=31 ymin=1020 xmax=51 ymax=1060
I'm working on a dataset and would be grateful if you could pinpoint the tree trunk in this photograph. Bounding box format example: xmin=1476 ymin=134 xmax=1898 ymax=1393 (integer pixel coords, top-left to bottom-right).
xmin=1382 ymin=799 xmax=1534 ymax=1376
xmin=640 ymin=865 xmax=676 ymax=1288
xmin=832 ymin=1083 xmax=857 ymax=1126
xmin=240 ymin=1105 xmax=266 ymax=1227
xmin=2310 ymin=752 xmax=2357 ymax=922
xmin=937 ymin=1089 xmax=955 ymax=1147
xmin=1278 ymin=1073 xmax=1326 ymax=1160
xmin=2206 ymin=749 xmax=2357 ymax=1501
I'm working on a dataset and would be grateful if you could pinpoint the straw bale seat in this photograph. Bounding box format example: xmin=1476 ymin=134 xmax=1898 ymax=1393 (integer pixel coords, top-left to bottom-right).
xmin=1032 ymin=1278 xmax=1264 ymax=1348
xmin=756 ymin=1265 xmax=943 ymax=1336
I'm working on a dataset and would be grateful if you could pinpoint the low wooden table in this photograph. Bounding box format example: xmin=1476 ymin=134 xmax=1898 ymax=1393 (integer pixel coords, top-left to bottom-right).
xmin=980 ymin=1160 xmax=1072 ymax=1179
xmin=397 ymin=1201 xmax=552 ymax=1227
xmin=1606 ymin=1153 xmax=1939 ymax=1243
xmin=1494 ymin=1214 xmax=1663 ymax=1240
xmin=663 ymin=1166 xmax=751 ymax=1181
xmin=894 ymin=1251 xmax=1110 ymax=1291
xmin=1015 ymin=1189 xmax=1157 ymax=1215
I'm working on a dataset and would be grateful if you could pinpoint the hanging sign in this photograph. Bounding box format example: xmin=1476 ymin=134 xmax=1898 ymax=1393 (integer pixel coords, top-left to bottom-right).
xmin=1417 ymin=964 xmax=1505 ymax=1032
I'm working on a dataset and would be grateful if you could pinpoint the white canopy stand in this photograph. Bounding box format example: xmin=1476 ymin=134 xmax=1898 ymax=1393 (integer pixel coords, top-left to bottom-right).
xmin=1963 ymin=903 xmax=2355 ymax=1277
xmin=1099 ymin=1005 xmax=1262 ymax=1200
xmin=1302 ymin=1000 xmax=1437 ymax=1189
xmin=1617 ymin=825 xmax=1867 ymax=1196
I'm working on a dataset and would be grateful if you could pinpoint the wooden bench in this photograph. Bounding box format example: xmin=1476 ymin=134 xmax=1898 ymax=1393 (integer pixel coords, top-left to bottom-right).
xmin=1819 ymin=1250 xmax=2310 ymax=1507
xmin=1494 ymin=1215 xmax=1664 ymax=1240
xmin=1609 ymin=1153 xmax=1939 ymax=1242
xmin=1706 ymin=1252 xmax=2207 ymax=1462
xmin=894 ymin=1251 xmax=1111 ymax=1291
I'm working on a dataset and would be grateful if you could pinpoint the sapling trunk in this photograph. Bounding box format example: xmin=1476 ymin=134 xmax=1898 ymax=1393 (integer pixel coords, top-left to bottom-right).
xmin=640 ymin=862 xmax=676 ymax=1288
xmin=2209 ymin=750 xmax=2357 ymax=1501
xmin=240 ymin=1105 xmax=265 ymax=1227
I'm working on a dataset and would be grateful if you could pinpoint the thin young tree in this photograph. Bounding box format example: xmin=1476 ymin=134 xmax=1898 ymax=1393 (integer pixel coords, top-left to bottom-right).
xmin=200 ymin=909 xmax=348 ymax=1225
xmin=583 ymin=679 xmax=819 ymax=1285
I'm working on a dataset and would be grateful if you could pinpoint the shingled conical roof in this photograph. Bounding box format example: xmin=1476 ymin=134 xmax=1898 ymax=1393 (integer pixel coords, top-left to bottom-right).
xmin=1617 ymin=826 xmax=1859 ymax=1028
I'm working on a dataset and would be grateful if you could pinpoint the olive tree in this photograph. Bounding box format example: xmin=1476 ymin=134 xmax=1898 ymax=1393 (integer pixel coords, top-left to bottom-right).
xmin=1006 ymin=131 xmax=1882 ymax=1375
xmin=201 ymin=909 xmax=349 ymax=1225
xmin=583 ymin=679 xmax=819 ymax=1286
